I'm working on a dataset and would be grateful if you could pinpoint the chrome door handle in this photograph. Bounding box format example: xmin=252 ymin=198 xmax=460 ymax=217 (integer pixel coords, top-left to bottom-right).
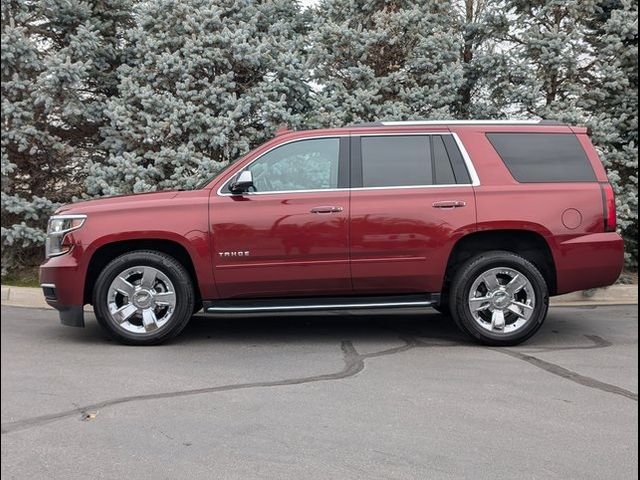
xmin=432 ymin=200 xmax=466 ymax=209
xmin=310 ymin=206 xmax=343 ymax=214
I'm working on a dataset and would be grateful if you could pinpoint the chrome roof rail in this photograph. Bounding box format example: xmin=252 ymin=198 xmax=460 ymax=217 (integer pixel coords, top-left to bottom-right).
xmin=349 ymin=119 xmax=564 ymax=127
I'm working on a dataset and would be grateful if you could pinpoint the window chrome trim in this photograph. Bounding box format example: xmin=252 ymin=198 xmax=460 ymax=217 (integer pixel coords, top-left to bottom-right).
xmin=451 ymin=132 xmax=481 ymax=186
xmin=216 ymin=132 xmax=480 ymax=196
xmin=349 ymin=184 xmax=473 ymax=191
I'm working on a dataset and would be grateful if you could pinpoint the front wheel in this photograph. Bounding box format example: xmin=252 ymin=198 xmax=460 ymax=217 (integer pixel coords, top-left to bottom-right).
xmin=449 ymin=251 xmax=549 ymax=346
xmin=93 ymin=250 xmax=195 ymax=345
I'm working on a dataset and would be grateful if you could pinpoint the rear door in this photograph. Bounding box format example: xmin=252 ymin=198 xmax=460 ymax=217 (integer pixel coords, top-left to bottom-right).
xmin=349 ymin=132 xmax=477 ymax=294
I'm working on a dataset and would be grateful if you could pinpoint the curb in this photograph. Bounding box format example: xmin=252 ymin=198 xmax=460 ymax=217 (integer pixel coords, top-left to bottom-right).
xmin=549 ymin=285 xmax=637 ymax=306
xmin=2 ymin=285 xmax=50 ymax=309
xmin=2 ymin=284 xmax=637 ymax=310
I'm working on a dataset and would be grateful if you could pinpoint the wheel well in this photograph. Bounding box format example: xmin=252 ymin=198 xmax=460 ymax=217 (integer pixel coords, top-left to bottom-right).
xmin=443 ymin=230 xmax=557 ymax=296
xmin=84 ymin=239 xmax=201 ymax=305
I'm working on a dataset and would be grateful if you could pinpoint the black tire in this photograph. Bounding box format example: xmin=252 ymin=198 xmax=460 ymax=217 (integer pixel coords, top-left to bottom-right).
xmin=449 ymin=251 xmax=549 ymax=346
xmin=93 ymin=250 xmax=195 ymax=345
xmin=432 ymin=302 xmax=450 ymax=316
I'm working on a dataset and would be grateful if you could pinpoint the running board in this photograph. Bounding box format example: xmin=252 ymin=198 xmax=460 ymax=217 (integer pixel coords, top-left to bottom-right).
xmin=203 ymin=294 xmax=440 ymax=314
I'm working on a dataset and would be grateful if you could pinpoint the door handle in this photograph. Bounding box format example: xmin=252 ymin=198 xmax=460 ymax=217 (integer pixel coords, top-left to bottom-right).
xmin=432 ymin=200 xmax=466 ymax=209
xmin=310 ymin=206 xmax=344 ymax=214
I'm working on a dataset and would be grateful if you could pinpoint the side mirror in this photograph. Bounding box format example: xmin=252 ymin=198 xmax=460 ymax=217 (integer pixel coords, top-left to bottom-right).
xmin=229 ymin=170 xmax=254 ymax=194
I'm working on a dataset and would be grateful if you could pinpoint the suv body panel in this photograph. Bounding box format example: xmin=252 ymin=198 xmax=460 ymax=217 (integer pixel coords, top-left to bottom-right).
xmin=210 ymin=188 xmax=351 ymax=298
xmin=40 ymin=122 xmax=624 ymax=324
xmin=40 ymin=189 xmax=218 ymax=309
xmin=455 ymin=125 xmax=622 ymax=293
xmin=349 ymin=185 xmax=476 ymax=294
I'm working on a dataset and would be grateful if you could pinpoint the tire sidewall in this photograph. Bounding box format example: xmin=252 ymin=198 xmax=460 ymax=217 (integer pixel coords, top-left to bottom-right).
xmin=93 ymin=251 xmax=194 ymax=345
xmin=452 ymin=253 xmax=549 ymax=346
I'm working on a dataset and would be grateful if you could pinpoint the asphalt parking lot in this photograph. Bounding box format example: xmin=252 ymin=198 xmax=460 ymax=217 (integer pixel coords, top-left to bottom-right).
xmin=1 ymin=305 xmax=637 ymax=480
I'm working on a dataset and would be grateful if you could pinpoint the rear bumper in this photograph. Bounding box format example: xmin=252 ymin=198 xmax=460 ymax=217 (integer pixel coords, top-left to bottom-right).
xmin=554 ymin=232 xmax=625 ymax=295
xmin=39 ymin=250 xmax=86 ymax=327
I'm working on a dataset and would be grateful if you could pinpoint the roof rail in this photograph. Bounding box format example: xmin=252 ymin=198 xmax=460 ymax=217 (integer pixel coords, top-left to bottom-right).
xmin=349 ymin=119 xmax=564 ymax=127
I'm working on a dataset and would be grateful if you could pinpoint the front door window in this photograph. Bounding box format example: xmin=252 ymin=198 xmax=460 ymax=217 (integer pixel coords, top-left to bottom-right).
xmin=241 ymin=138 xmax=340 ymax=193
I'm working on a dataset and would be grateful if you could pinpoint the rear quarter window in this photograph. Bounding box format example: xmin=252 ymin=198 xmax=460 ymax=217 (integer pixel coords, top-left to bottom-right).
xmin=486 ymin=133 xmax=596 ymax=182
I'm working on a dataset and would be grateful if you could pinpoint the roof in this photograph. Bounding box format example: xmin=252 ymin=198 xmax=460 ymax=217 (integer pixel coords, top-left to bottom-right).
xmin=352 ymin=119 xmax=564 ymax=127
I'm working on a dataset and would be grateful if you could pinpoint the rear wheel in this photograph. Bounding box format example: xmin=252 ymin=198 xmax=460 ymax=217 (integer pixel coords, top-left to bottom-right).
xmin=432 ymin=302 xmax=449 ymax=316
xmin=449 ymin=251 xmax=549 ymax=346
xmin=93 ymin=250 xmax=194 ymax=345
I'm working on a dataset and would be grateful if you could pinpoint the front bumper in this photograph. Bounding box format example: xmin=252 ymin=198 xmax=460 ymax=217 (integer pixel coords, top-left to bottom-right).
xmin=39 ymin=249 xmax=87 ymax=327
xmin=40 ymin=283 xmax=85 ymax=327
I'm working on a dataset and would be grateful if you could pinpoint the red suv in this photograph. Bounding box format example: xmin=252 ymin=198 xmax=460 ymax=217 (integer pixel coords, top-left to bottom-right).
xmin=40 ymin=120 xmax=624 ymax=346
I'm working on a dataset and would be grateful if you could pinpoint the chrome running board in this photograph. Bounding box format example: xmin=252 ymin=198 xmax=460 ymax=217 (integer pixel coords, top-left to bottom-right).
xmin=203 ymin=294 xmax=439 ymax=314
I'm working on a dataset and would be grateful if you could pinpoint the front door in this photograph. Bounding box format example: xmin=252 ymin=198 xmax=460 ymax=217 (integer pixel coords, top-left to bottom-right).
xmin=210 ymin=136 xmax=351 ymax=298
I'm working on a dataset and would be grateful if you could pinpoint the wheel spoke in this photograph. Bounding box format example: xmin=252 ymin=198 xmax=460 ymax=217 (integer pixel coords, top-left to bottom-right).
xmin=491 ymin=309 xmax=506 ymax=331
xmin=140 ymin=267 xmax=157 ymax=289
xmin=154 ymin=291 xmax=176 ymax=306
xmin=512 ymin=301 xmax=534 ymax=311
xmin=507 ymin=303 xmax=527 ymax=319
xmin=112 ymin=276 xmax=135 ymax=296
xmin=469 ymin=296 xmax=491 ymax=312
xmin=142 ymin=308 xmax=158 ymax=332
xmin=506 ymin=274 xmax=527 ymax=295
xmin=481 ymin=272 xmax=500 ymax=291
xmin=112 ymin=304 xmax=137 ymax=323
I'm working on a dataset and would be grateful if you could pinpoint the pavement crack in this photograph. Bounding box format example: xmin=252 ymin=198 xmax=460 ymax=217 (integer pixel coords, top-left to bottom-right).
xmin=359 ymin=336 xmax=421 ymax=359
xmin=494 ymin=340 xmax=638 ymax=402
xmin=1 ymin=337 xmax=414 ymax=436
xmin=518 ymin=334 xmax=613 ymax=353
xmin=4 ymin=331 xmax=634 ymax=436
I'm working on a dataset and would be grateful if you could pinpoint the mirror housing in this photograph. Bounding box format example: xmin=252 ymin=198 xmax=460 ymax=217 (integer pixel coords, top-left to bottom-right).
xmin=229 ymin=170 xmax=254 ymax=194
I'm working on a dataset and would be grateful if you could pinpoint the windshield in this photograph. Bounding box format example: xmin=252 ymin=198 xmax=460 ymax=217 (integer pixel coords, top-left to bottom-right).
xmin=193 ymin=159 xmax=241 ymax=190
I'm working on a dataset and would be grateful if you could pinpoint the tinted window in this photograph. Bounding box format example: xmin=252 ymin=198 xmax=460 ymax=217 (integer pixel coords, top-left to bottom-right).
xmin=442 ymin=135 xmax=472 ymax=184
xmin=487 ymin=133 xmax=596 ymax=182
xmin=361 ymin=136 xmax=432 ymax=187
xmin=432 ymin=136 xmax=456 ymax=185
xmin=242 ymin=138 xmax=340 ymax=192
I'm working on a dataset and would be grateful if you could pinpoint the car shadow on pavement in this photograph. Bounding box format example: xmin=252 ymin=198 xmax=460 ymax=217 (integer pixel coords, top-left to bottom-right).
xmin=54 ymin=305 xmax=609 ymax=351
xmin=181 ymin=310 xmax=468 ymax=345
xmin=50 ymin=309 xmax=467 ymax=346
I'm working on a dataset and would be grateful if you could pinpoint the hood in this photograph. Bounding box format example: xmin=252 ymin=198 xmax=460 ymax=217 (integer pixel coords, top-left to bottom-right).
xmin=55 ymin=190 xmax=182 ymax=215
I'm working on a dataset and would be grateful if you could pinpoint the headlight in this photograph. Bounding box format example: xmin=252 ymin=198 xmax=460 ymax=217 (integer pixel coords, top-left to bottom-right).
xmin=45 ymin=214 xmax=87 ymax=257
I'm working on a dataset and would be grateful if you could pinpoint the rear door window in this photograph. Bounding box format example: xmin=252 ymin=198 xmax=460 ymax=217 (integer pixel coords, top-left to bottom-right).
xmin=357 ymin=135 xmax=473 ymax=188
xmin=486 ymin=133 xmax=596 ymax=182
xmin=432 ymin=135 xmax=456 ymax=185
xmin=361 ymin=136 xmax=432 ymax=187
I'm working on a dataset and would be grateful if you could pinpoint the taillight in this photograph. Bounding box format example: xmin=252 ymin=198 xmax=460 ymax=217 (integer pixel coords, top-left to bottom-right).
xmin=601 ymin=183 xmax=617 ymax=232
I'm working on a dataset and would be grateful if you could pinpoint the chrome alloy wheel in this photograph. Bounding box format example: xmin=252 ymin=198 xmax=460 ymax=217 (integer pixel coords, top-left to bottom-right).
xmin=468 ymin=267 xmax=536 ymax=334
xmin=107 ymin=266 xmax=177 ymax=334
